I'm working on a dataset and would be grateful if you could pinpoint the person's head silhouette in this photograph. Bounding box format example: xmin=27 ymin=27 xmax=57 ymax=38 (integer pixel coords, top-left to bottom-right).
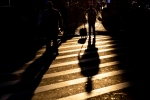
xmin=89 ymin=4 xmax=93 ymax=9
xmin=46 ymin=1 xmax=53 ymax=10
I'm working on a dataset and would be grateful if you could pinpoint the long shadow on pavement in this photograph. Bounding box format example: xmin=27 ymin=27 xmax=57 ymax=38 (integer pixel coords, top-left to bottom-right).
xmin=0 ymin=51 xmax=57 ymax=100
xmin=78 ymin=37 xmax=100 ymax=93
xmin=98 ymin=28 xmax=150 ymax=100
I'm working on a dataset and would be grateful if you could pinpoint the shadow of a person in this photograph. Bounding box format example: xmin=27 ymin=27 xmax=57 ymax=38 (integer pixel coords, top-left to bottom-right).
xmin=78 ymin=37 xmax=100 ymax=93
xmin=5 ymin=52 xmax=57 ymax=100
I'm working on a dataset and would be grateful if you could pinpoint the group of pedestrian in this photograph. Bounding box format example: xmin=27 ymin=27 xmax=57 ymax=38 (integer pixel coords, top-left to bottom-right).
xmin=40 ymin=1 xmax=97 ymax=55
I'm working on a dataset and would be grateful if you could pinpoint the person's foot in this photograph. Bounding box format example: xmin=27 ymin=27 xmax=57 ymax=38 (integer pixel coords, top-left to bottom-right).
xmin=54 ymin=52 xmax=59 ymax=56
xmin=54 ymin=49 xmax=59 ymax=56
xmin=45 ymin=51 xmax=54 ymax=57
xmin=93 ymin=36 xmax=96 ymax=39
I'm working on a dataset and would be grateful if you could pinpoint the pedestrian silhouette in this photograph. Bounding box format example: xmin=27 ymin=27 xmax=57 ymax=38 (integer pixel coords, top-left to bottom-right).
xmin=78 ymin=37 xmax=100 ymax=93
xmin=40 ymin=1 xmax=63 ymax=55
xmin=84 ymin=4 xmax=97 ymax=38
xmin=96 ymin=2 xmax=101 ymax=13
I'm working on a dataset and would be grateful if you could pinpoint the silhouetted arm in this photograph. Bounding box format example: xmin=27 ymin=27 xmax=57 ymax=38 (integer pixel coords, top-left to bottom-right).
xmin=40 ymin=10 xmax=46 ymax=28
xmin=84 ymin=8 xmax=89 ymax=16
xmin=58 ymin=11 xmax=63 ymax=29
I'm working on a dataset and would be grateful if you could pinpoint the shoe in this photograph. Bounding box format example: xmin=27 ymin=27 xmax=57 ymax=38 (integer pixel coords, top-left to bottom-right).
xmin=54 ymin=52 xmax=59 ymax=56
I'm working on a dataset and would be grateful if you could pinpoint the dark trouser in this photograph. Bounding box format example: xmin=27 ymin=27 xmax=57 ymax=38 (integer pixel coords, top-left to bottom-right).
xmin=88 ymin=22 xmax=96 ymax=38
xmin=45 ymin=30 xmax=58 ymax=53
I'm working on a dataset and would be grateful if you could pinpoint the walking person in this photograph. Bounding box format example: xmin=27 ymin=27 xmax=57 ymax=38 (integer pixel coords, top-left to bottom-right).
xmin=40 ymin=1 xmax=63 ymax=55
xmin=84 ymin=4 xmax=97 ymax=38
xmin=96 ymin=2 xmax=100 ymax=14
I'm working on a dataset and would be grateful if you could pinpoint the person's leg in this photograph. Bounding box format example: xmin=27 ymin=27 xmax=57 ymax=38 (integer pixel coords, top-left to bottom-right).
xmin=92 ymin=23 xmax=96 ymax=38
xmin=52 ymin=33 xmax=58 ymax=55
xmin=88 ymin=23 xmax=91 ymax=38
xmin=46 ymin=36 xmax=51 ymax=53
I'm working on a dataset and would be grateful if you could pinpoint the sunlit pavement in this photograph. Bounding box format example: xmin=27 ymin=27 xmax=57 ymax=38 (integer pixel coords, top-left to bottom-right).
xmin=74 ymin=12 xmax=107 ymax=36
xmin=1 ymin=28 xmax=146 ymax=100
xmin=1 ymin=12 xmax=149 ymax=100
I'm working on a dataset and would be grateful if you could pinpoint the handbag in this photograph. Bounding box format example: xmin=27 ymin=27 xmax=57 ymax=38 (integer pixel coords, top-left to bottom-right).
xmin=79 ymin=23 xmax=87 ymax=38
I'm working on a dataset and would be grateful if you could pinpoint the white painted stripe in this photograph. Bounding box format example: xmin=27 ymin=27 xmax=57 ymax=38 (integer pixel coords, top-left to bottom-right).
xmin=1 ymin=40 xmax=118 ymax=69
xmin=1 ymin=47 xmax=45 ymax=68
xmin=50 ymin=54 xmax=119 ymax=68
xmin=59 ymin=40 xmax=116 ymax=49
xmin=0 ymin=80 xmax=21 ymax=87
xmin=0 ymin=48 xmax=119 ymax=77
xmin=43 ymin=61 xmax=119 ymax=78
xmin=56 ymin=48 xmax=117 ymax=59
xmin=0 ymin=61 xmax=119 ymax=87
xmin=65 ymin=36 xmax=111 ymax=40
xmin=64 ymin=37 xmax=111 ymax=41
xmin=59 ymin=44 xmax=117 ymax=53
xmin=62 ymin=38 xmax=113 ymax=45
xmin=0 ymin=70 xmax=127 ymax=100
xmin=35 ymin=70 xmax=126 ymax=93
xmin=0 ymin=94 xmax=12 ymax=100
xmin=0 ymin=54 xmax=42 ymax=70
xmin=58 ymin=82 xmax=131 ymax=100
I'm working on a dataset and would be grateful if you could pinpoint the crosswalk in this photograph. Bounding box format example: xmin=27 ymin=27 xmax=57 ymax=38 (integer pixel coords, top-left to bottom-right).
xmin=0 ymin=35 xmax=134 ymax=100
